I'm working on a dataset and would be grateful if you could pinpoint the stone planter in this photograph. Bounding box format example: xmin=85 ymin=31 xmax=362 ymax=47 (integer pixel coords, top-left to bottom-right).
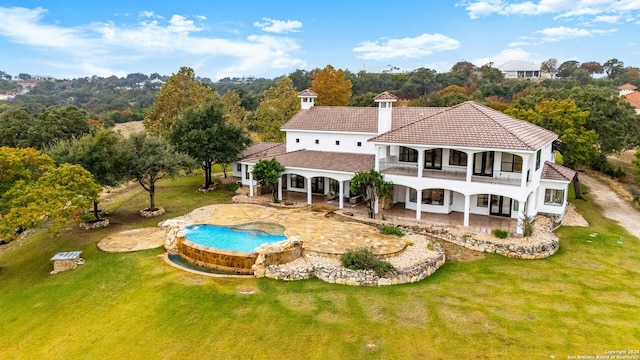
xmin=140 ymin=207 xmax=165 ymax=218
xmin=79 ymin=218 xmax=110 ymax=230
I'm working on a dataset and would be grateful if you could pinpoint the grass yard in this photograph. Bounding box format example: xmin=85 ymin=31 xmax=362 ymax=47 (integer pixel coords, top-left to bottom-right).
xmin=0 ymin=175 xmax=639 ymax=359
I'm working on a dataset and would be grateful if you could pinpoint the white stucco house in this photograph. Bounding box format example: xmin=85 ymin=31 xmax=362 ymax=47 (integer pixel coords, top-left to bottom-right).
xmin=498 ymin=60 xmax=546 ymax=80
xmin=235 ymin=90 xmax=576 ymax=235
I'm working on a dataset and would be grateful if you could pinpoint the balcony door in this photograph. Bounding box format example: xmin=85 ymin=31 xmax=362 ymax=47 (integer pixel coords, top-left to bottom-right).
xmin=473 ymin=151 xmax=494 ymax=176
xmin=490 ymin=195 xmax=512 ymax=217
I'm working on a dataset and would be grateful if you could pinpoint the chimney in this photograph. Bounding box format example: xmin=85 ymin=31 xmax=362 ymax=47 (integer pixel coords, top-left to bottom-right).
xmin=374 ymin=91 xmax=398 ymax=134
xmin=298 ymin=89 xmax=318 ymax=110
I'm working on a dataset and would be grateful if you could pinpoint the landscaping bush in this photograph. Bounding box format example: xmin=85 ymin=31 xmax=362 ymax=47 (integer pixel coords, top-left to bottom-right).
xmin=340 ymin=247 xmax=395 ymax=276
xmin=379 ymin=225 xmax=404 ymax=237
xmin=493 ymin=228 xmax=508 ymax=239
xmin=522 ymin=214 xmax=536 ymax=237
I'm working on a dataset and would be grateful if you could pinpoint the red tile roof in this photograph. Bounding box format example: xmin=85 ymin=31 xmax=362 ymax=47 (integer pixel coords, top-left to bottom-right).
xmin=249 ymin=149 xmax=374 ymax=173
xmin=238 ymin=142 xmax=285 ymax=160
xmin=370 ymin=101 xmax=558 ymax=151
xmin=297 ymin=89 xmax=318 ymax=97
xmin=281 ymin=106 xmax=445 ymax=133
xmin=374 ymin=91 xmax=398 ymax=101
xmin=618 ymin=83 xmax=637 ymax=90
xmin=622 ymin=91 xmax=640 ymax=109
xmin=541 ymin=162 xmax=576 ymax=182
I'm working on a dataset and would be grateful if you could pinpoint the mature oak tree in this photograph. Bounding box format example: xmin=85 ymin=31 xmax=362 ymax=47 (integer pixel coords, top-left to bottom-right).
xmin=123 ymin=132 xmax=192 ymax=211
xmin=47 ymin=129 xmax=131 ymax=220
xmin=170 ymin=101 xmax=251 ymax=188
xmin=143 ymin=66 xmax=217 ymax=138
xmin=0 ymin=163 xmax=101 ymax=242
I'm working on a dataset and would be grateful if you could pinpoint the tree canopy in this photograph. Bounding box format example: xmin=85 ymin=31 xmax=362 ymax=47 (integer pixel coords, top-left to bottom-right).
xmin=47 ymin=129 xmax=131 ymax=219
xmin=0 ymin=160 xmax=101 ymax=242
xmin=0 ymin=105 xmax=91 ymax=150
xmin=123 ymin=132 xmax=192 ymax=210
xmin=310 ymin=65 xmax=352 ymax=106
xmin=250 ymin=77 xmax=299 ymax=142
xmin=170 ymin=100 xmax=251 ymax=187
xmin=143 ymin=67 xmax=217 ymax=138
xmin=251 ymin=158 xmax=285 ymax=202
xmin=349 ymin=170 xmax=393 ymax=219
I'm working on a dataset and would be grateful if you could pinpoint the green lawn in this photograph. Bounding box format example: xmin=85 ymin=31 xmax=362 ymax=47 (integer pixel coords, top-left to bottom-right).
xmin=1 ymin=176 xmax=639 ymax=359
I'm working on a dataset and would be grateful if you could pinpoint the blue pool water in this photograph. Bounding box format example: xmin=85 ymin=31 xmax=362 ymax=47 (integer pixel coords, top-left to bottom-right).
xmin=184 ymin=225 xmax=286 ymax=253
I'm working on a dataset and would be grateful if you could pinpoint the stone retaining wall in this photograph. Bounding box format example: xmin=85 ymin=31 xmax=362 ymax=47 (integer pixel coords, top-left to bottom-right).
xmin=262 ymin=241 xmax=446 ymax=286
xmin=332 ymin=210 xmax=559 ymax=260
xmin=397 ymin=223 xmax=558 ymax=259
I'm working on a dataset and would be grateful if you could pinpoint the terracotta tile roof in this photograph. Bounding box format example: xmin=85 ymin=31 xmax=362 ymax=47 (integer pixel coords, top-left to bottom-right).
xmin=369 ymin=101 xmax=558 ymax=151
xmin=541 ymin=162 xmax=576 ymax=182
xmin=250 ymin=149 xmax=375 ymax=173
xmin=618 ymin=83 xmax=637 ymax=90
xmin=297 ymin=89 xmax=318 ymax=97
xmin=238 ymin=142 xmax=286 ymax=160
xmin=374 ymin=91 xmax=398 ymax=101
xmin=281 ymin=106 xmax=445 ymax=133
xmin=622 ymin=91 xmax=640 ymax=109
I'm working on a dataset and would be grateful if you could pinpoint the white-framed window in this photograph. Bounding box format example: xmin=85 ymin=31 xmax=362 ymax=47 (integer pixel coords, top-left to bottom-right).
xmin=245 ymin=165 xmax=250 ymax=180
xmin=357 ymin=142 xmax=362 ymax=147
xmin=296 ymin=138 xmax=300 ymax=143
xmin=290 ymin=175 xmax=305 ymax=189
xmin=477 ymin=194 xmax=489 ymax=207
xmin=236 ymin=163 xmax=241 ymax=171
xmin=513 ymin=200 xmax=519 ymax=211
xmin=315 ymin=139 xmax=319 ymax=144
xmin=544 ymin=189 xmax=564 ymax=206
xmin=335 ymin=140 xmax=340 ymax=145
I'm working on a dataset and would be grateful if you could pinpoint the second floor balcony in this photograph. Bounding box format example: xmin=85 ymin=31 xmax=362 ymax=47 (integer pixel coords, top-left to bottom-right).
xmin=379 ymin=161 xmax=523 ymax=187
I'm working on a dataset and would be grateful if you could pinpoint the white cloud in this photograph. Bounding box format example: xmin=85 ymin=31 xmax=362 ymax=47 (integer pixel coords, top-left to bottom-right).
xmin=352 ymin=33 xmax=460 ymax=61
xmin=459 ymin=0 xmax=640 ymax=19
xmin=0 ymin=6 xmax=305 ymax=78
xmin=473 ymin=47 xmax=534 ymax=67
xmin=536 ymin=26 xmax=593 ymax=41
xmin=253 ymin=17 xmax=302 ymax=33
xmin=594 ymin=15 xmax=621 ymax=23
xmin=508 ymin=40 xmax=531 ymax=47
xmin=139 ymin=10 xmax=155 ymax=18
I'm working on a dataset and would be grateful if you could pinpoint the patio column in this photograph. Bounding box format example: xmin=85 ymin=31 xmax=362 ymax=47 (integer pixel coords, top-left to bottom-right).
xmin=416 ymin=189 xmax=422 ymax=220
xmin=338 ymin=181 xmax=344 ymax=209
xmin=463 ymin=194 xmax=470 ymax=227
xmin=307 ymin=177 xmax=312 ymax=204
xmin=516 ymin=207 xmax=524 ymax=235
xmin=417 ymin=149 xmax=424 ymax=178
xmin=520 ymin=154 xmax=530 ymax=188
xmin=466 ymin=153 xmax=473 ymax=182
xmin=249 ymin=170 xmax=254 ymax=197
xmin=277 ymin=177 xmax=283 ymax=201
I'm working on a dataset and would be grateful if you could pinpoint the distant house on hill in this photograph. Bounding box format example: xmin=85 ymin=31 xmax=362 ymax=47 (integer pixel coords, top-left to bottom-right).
xmin=618 ymin=83 xmax=640 ymax=114
xmin=498 ymin=60 xmax=546 ymax=80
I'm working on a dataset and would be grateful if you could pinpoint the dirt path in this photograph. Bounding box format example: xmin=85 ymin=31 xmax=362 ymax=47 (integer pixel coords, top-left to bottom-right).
xmin=580 ymin=173 xmax=640 ymax=240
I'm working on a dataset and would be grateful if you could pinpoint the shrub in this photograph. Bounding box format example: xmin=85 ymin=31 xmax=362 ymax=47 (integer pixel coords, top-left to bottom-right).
xmin=493 ymin=228 xmax=508 ymax=239
xmin=426 ymin=241 xmax=435 ymax=251
xmin=379 ymin=225 xmax=404 ymax=237
xmin=522 ymin=214 xmax=536 ymax=237
xmin=340 ymin=247 xmax=395 ymax=276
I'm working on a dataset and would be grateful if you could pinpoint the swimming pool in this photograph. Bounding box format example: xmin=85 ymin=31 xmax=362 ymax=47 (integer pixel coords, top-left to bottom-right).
xmin=176 ymin=222 xmax=288 ymax=275
xmin=184 ymin=224 xmax=286 ymax=253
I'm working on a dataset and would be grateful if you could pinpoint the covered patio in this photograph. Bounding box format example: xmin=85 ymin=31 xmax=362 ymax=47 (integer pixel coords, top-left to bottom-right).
xmin=253 ymin=191 xmax=518 ymax=234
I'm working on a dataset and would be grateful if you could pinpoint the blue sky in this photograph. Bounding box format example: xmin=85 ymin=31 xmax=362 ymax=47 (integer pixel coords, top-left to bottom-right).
xmin=0 ymin=1 xmax=638 ymax=80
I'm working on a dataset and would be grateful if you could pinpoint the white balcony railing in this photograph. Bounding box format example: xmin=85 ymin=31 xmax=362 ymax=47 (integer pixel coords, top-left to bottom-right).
xmin=379 ymin=161 xmax=523 ymax=186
